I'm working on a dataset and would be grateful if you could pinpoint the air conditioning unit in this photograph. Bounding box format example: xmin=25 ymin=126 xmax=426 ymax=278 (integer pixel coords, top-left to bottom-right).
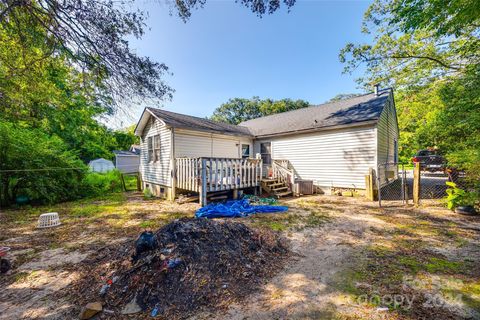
xmin=293 ymin=179 xmax=314 ymax=196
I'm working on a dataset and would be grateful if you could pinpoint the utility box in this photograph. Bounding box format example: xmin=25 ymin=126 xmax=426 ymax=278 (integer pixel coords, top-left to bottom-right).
xmin=293 ymin=179 xmax=314 ymax=196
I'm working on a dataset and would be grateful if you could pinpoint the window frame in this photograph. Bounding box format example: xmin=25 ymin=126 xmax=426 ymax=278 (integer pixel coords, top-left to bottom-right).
xmin=147 ymin=136 xmax=153 ymax=163
xmin=154 ymin=134 xmax=161 ymax=162
xmin=241 ymin=144 xmax=250 ymax=159
xmin=260 ymin=142 xmax=271 ymax=165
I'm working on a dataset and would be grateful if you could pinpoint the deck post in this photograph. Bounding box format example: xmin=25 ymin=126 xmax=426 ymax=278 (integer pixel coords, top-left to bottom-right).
xmin=170 ymin=158 xmax=176 ymax=201
xmin=200 ymin=158 xmax=207 ymax=206
xmin=258 ymin=159 xmax=263 ymax=195
xmin=170 ymin=128 xmax=176 ymax=201
xmin=136 ymin=172 xmax=142 ymax=191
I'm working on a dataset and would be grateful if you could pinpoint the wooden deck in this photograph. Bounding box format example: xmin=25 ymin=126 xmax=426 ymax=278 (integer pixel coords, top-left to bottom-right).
xmin=175 ymin=157 xmax=262 ymax=205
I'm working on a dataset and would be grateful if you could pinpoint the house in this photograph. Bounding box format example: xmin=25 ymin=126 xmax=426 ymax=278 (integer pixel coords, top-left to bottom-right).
xmin=134 ymin=88 xmax=399 ymax=204
xmin=113 ymin=145 xmax=141 ymax=173
xmin=88 ymin=158 xmax=115 ymax=173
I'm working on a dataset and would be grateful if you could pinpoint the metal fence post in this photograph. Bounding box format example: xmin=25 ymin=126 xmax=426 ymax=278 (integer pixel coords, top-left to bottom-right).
xmin=401 ymin=164 xmax=405 ymax=204
xmin=377 ymin=164 xmax=382 ymax=207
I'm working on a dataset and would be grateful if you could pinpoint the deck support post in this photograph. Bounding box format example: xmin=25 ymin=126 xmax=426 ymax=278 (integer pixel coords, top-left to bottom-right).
xmin=200 ymin=158 xmax=207 ymax=206
xmin=136 ymin=172 xmax=142 ymax=191
xmin=169 ymin=128 xmax=176 ymax=202
xmin=170 ymin=159 xmax=176 ymax=201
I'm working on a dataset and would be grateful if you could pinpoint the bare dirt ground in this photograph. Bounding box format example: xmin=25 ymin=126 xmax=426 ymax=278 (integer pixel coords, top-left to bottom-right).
xmin=1 ymin=193 xmax=479 ymax=319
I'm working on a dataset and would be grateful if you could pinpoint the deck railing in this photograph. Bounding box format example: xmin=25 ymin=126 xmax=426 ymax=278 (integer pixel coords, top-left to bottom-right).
xmin=175 ymin=157 xmax=263 ymax=205
xmin=272 ymin=159 xmax=295 ymax=189
xmin=176 ymin=158 xmax=201 ymax=192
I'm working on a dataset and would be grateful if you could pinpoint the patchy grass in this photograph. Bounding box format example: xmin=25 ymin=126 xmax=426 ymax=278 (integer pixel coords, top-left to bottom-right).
xmin=2 ymin=194 xmax=479 ymax=320
xmin=424 ymin=257 xmax=465 ymax=274
xmin=330 ymin=202 xmax=480 ymax=318
xmin=0 ymin=192 xmax=195 ymax=262
xmin=247 ymin=201 xmax=331 ymax=231
xmin=138 ymin=220 xmax=158 ymax=229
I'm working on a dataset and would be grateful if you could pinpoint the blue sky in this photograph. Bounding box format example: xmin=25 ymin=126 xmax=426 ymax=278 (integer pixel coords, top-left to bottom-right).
xmin=124 ymin=0 xmax=372 ymax=125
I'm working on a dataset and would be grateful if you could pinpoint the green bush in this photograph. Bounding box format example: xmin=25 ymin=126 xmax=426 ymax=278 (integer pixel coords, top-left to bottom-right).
xmin=445 ymin=182 xmax=478 ymax=210
xmin=0 ymin=121 xmax=87 ymax=206
xmin=81 ymin=170 xmax=124 ymax=197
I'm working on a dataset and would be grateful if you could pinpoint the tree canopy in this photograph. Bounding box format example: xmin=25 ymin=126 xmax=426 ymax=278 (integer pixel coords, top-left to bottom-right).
xmin=0 ymin=0 xmax=296 ymax=110
xmin=326 ymin=93 xmax=364 ymax=103
xmin=339 ymin=0 xmax=480 ymax=177
xmin=210 ymin=97 xmax=309 ymax=125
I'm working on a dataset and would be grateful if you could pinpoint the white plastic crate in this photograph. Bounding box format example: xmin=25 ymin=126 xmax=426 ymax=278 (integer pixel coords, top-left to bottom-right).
xmin=37 ymin=212 xmax=61 ymax=228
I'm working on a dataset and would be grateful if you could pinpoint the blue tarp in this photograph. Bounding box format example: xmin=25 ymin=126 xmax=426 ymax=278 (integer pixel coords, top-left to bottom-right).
xmin=195 ymin=199 xmax=288 ymax=218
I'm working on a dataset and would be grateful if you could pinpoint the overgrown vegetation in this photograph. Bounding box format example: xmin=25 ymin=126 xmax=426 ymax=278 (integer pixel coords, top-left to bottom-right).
xmin=340 ymin=0 xmax=480 ymax=201
xmin=0 ymin=0 xmax=297 ymax=206
xmin=445 ymin=182 xmax=479 ymax=210
xmin=0 ymin=114 xmax=135 ymax=206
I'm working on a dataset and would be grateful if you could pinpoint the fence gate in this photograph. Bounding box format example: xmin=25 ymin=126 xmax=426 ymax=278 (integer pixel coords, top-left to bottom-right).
xmin=376 ymin=163 xmax=451 ymax=207
xmin=376 ymin=163 xmax=407 ymax=207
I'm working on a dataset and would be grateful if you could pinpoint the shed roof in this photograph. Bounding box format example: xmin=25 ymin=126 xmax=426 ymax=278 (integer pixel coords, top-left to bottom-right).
xmin=113 ymin=150 xmax=139 ymax=156
xmin=239 ymin=89 xmax=391 ymax=137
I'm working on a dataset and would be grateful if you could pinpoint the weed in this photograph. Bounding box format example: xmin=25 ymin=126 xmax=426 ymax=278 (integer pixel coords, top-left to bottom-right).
xmin=424 ymin=257 xmax=464 ymax=273
xmin=139 ymin=220 xmax=158 ymax=229
xmin=398 ymin=256 xmax=423 ymax=273
xmin=70 ymin=205 xmax=103 ymax=218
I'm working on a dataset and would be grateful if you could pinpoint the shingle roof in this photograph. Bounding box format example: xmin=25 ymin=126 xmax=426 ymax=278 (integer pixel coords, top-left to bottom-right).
xmin=147 ymin=108 xmax=252 ymax=136
xmin=239 ymin=89 xmax=391 ymax=137
xmin=113 ymin=150 xmax=139 ymax=156
xmin=138 ymin=89 xmax=392 ymax=138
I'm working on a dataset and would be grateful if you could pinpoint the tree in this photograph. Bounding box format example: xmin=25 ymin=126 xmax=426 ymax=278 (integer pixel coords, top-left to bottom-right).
xmin=0 ymin=121 xmax=86 ymax=206
xmin=173 ymin=0 xmax=296 ymax=21
xmin=326 ymin=93 xmax=364 ymax=103
xmin=0 ymin=0 xmax=297 ymax=109
xmin=210 ymin=97 xmax=309 ymax=124
xmin=339 ymin=0 xmax=480 ymax=171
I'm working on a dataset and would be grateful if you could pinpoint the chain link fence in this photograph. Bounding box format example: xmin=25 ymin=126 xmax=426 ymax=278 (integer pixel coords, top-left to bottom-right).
xmin=376 ymin=163 xmax=452 ymax=207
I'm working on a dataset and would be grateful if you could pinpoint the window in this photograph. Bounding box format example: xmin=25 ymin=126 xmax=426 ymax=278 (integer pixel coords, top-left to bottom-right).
xmin=154 ymin=135 xmax=160 ymax=162
xmin=147 ymin=137 xmax=153 ymax=162
xmin=241 ymin=144 xmax=250 ymax=159
xmin=260 ymin=142 xmax=271 ymax=165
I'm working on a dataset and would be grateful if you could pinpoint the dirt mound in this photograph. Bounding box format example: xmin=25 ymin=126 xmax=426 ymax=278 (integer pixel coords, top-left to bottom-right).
xmin=73 ymin=218 xmax=289 ymax=318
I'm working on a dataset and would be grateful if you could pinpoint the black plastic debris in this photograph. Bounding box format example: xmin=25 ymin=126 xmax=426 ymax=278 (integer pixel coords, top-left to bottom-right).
xmin=133 ymin=231 xmax=157 ymax=260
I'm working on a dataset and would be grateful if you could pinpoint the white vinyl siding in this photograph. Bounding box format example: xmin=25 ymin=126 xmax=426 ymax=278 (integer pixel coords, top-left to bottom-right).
xmin=140 ymin=118 xmax=171 ymax=187
xmin=376 ymin=94 xmax=399 ymax=185
xmin=174 ymin=129 xmax=252 ymax=159
xmin=212 ymin=138 xmax=239 ymax=158
xmin=115 ymin=155 xmax=140 ymax=173
xmin=254 ymin=126 xmax=377 ymax=189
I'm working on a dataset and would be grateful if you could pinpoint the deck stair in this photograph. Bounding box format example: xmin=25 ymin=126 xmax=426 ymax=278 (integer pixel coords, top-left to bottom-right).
xmin=261 ymin=178 xmax=292 ymax=198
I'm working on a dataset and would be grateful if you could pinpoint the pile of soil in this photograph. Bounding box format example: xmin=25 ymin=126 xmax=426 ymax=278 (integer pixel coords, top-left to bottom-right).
xmin=72 ymin=218 xmax=289 ymax=318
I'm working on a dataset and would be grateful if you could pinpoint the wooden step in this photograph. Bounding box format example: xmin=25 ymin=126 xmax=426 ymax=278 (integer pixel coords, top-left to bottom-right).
xmin=275 ymin=191 xmax=293 ymax=198
xmin=269 ymin=182 xmax=285 ymax=188
xmin=272 ymin=186 xmax=288 ymax=192
xmin=261 ymin=179 xmax=280 ymax=184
